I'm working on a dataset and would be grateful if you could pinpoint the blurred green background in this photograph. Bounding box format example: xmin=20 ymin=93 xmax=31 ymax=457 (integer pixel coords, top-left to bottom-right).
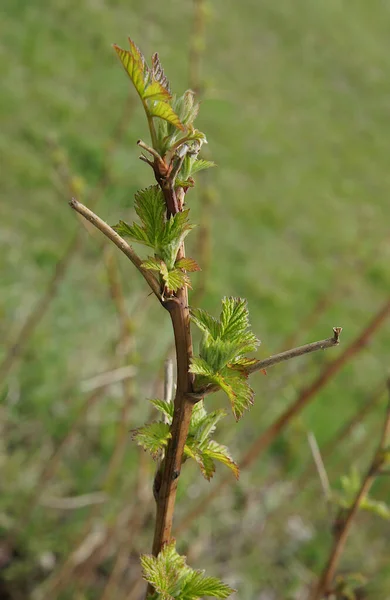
xmin=1 ymin=0 xmax=389 ymax=598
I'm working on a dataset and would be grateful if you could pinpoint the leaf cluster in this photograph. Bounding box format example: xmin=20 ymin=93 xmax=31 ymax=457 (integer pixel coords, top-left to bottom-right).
xmin=113 ymin=185 xmax=199 ymax=294
xmin=133 ymin=399 xmax=239 ymax=481
xmin=113 ymin=39 xmax=183 ymax=134
xmin=142 ymin=541 xmax=235 ymax=599
xmin=113 ymin=39 xmax=215 ymax=182
xmin=190 ymin=297 xmax=260 ymax=420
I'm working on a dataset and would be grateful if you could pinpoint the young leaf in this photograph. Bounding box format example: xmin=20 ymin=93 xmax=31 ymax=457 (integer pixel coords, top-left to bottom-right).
xmin=113 ymin=186 xmax=166 ymax=250
xmin=219 ymin=297 xmax=259 ymax=351
xmin=113 ymin=39 xmax=148 ymax=101
xmin=190 ymin=409 xmax=227 ymax=446
xmin=180 ymin=570 xmax=235 ymax=599
xmin=132 ymin=422 xmax=171 ymax=459
xmin=190 ymin=308 xmax=220 ymax=339
xmin=113 ymin=40 xmax=172 ymax=104
xmin=149 ymin=100 xmax=185 ymax=131
xmin=175 ymin=257 xmax=201 ymax=272
xmin=160 ymin=209 xmax=195 ymax=268
xmin=113 ymin=219 xmax=150 ymax=246
xmin=184 ymin=443 xmax=216 ymax=480
xmin=141 ymin=542 xmax=234 ymax=599
xmin=204 ymin=440 xmax=239 ymax=479
xmin=141 ymin=541 xmax=185 ymax=597
xmin=134 ymin=186 xmax=166 ymax=247
xmin=150 ymin=398 xmax=174 ymax=421
xmin=189 ymin=356 xmax=216 ymax=378
xmin=142 ymin=257 xmax=164 ymax=272
xmin=217 ymin=368 xmax=255 ymax=421
xmin=188 ymin=158 xmax=216 ymax=176
xmin=151 ymin=52 xmax=171 ymax=95
xmin=160 ymin=263 xmax=192 ymax=293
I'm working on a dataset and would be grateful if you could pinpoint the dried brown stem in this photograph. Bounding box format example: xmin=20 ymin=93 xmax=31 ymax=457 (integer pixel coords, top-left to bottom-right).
xmin=310 ymin=387 xmax=390 ymax=599
xmin=150 ymin=286 xmax=195 ymax=554
xmin=247 ymin=327 xmax=342 ymax=374
xmin=175 ymin=299 xmax=390 ymax=535
xmin=194 ymin=327 xmax=342 ymax=399
xmin=69 ymin=198 xmax=162 ymax=300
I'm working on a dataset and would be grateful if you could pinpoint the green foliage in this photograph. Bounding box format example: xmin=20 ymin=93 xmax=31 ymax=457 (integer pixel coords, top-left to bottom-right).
xmin=113 ymin=39 xmax=184 ymax=135
xmin=113 ymin=185 xmax=199 ymax=293
xmin=141 ymin=541 xmax=235 ymax=599
xmin=154 ymin=90 xmax=202 ymax=157
xmin=134 ymin=399 xmax=239 ymax=480
xmin=132 ymin=422 xmax=171 ymax=459
xmin=333 ymin=466 xmax=390 ymax=520
xmin=190 ymin=298 xmax=260 ymax=420
xmin=122 ymin=184 xmax=194 ymax=263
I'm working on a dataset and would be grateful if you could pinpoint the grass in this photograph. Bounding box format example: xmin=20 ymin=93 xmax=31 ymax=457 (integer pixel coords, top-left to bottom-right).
xmin=1 ymin=0 xmax=389 ymax=598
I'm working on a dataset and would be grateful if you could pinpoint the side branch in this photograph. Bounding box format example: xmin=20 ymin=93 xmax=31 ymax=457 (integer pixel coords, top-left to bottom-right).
xmin=194 ymin=327 xmax=342 ymax=399
xmin=69 ymin=198 xmax=162 ymax=301
xmin=247 ymin=326 xmax=342 ymax=375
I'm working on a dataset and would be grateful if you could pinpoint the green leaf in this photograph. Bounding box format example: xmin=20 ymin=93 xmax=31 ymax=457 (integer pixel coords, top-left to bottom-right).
xmin=173 ymin=90 xmax=200 ymax=128
xmin=113 ymin=186 xmax=166 ymax=250
xmin=190 ymin=409 xmax=227 ymax=445
xmin=112 ymin=219 xmax=151 ymax=246
xmin=189 ymin=400 xmax=208 ymax=427
xmin=149 ymin=101 xmax=185 ymax=131
xmin=189 ymin=356 xmax=215 ymax=378
xmin=190 ymin=308 xmax=220 ymax=339
xmin=150 ymin=399 xmax=174 ymax=421
xmin=184 ymin=443 xmax=216 ymax=480
xmin=204 ymin=440 xmax=239 ymax=479
xmin=142 ymin=257 xmax=164 ymax=271
xmin=132 ymin=422 xmax=171 ymax=459
xmin=160 ymin=210 xmax=195 ymax=269
xmin=141 ymin=542 xmax=185 ymax=597
xmin=141 ymin=542 xmax=234 ymax=599
xmin=160 ymin=264 xmax=191 ymax=293
xmin=113 ymin=39 xmax=149 ymax=100
xmin=134 ymin=186 xmax=166 ymax=246
xmin=219 ymin=297 xmax=259 ymax=351
xmin=201 ymin=337 xmax=246 ymax=372
xmin=180 ymin=570 xmax=234 ymax=599
xmin=175 ymin=257 xmax=201 ymax=272
xmin=113 ymin=40 xmax=172 ymax=104
xmin=187 ymin=158 xmax=216 ymax=176
xmin=218 ymin=368 xmax=255 ymax=421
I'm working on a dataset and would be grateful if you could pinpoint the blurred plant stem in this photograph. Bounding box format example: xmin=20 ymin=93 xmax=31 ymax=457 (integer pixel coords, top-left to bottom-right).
xmin=310 ymin=381 xmax=390 ymax=599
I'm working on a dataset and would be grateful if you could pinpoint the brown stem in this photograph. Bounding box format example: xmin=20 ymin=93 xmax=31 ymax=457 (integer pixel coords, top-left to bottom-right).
xmin=310 ymin=389 xmax=390 ymax=599
xmin=247 ymin=327 xmax=342 ymax=374
xmin=151 ymin=288 xmax=195 ymax=555
xmin=175 ymin=299 xmax=390 ymax=535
